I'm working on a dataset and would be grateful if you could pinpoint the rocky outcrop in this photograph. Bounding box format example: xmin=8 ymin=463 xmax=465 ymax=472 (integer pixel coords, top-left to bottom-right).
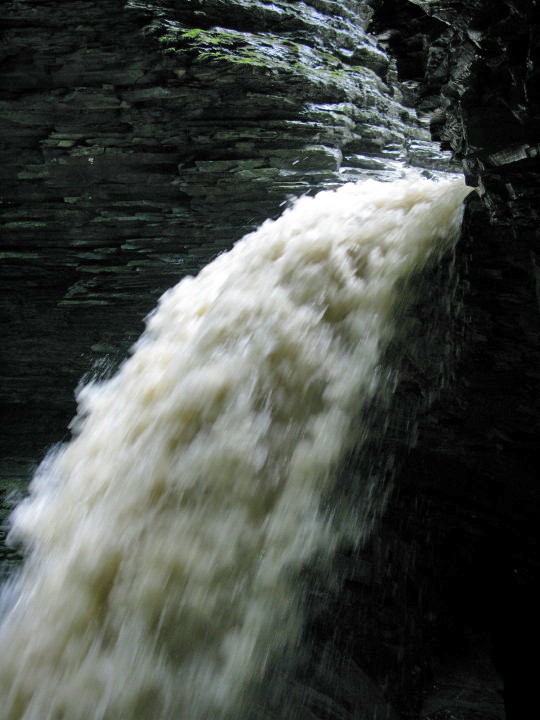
xmin=0 ymin=0 xmax=451 ymax=503
xmin=370 ymin=0 xmax=447 ymax=115
xmin=4 ymin=1 xmax=539 ymax=718
xmin=411 ymin=0 xmax=540 ymax=228
xmin=374 ymin=0 xmax=540 ymax=227
xmin=370 ymin=2 xmax=540 ymax=718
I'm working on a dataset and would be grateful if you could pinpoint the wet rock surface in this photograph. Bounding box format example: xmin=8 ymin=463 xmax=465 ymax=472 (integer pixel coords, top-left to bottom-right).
xmin=374 ymin=0 xmax=540 ymax=227
xmin=2 ymin=1 xmax=539 ymax=718
xmin=371 ymin=1 xmax=540 ymax=718
xmin=0 ymin=0 xmax=450 ymax=498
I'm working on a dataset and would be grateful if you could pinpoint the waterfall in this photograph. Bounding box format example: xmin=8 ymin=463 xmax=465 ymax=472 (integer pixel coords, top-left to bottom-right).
xmin=0 ymin=175 xmax=471 ymax=720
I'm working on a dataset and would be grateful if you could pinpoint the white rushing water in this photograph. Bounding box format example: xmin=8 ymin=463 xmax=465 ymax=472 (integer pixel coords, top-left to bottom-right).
xmin=0 ymin=176 xmax=471 ymax=720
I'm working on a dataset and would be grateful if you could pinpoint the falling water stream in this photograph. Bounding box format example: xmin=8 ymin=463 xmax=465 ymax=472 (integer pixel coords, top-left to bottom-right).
xmin=0 ymin=176 xmax=471 ymax=720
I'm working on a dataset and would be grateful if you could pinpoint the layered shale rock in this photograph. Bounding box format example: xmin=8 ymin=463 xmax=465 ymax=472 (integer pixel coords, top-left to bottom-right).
xmin=373 ymin=0 xmax=540 ymax=227
xmin=6 ymin=2 xmax=530 ymax=719
xmin=371 ymin=2 xmax=540 ymax=718
xmin=408 ymin=0 xmax=540 ymax=228
xmin=0 ymin=0 xmax=451 ymax=487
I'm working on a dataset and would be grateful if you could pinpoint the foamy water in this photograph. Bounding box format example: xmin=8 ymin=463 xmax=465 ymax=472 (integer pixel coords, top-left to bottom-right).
xmin=0 ymin=176 xmax=471 ymax=720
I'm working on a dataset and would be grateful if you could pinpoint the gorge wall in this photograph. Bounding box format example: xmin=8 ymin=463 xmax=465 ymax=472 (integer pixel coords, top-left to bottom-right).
xmin=372 ymin=1 xmax=540 ymax=717
xmin=1 ymin=1 xmax=540 ymax=718
xmin=0 ymin=0 xmax=452 ymax=502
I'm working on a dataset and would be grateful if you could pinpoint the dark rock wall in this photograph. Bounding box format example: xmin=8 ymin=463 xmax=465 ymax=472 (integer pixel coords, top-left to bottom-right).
xmin=2 ymin=0 xmax=539 ymax=718
xmin=371 ymin=1 xmax=540 ymax=717
xmin=0 ymin=0 xmax=447 ymax=491
xmin=374 ymin=0 xmax=540 ymax=223
xmin=409 ymin=0 xmax=540 ymax=225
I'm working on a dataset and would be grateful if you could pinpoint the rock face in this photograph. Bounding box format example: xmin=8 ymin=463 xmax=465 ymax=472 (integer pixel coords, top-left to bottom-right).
xmin=372 ymin=1 xmax=540 ymax=718
xmin=411 ymin=0 xmax=540 ymax=227
xmin=375 ymin=0 xmax=540 ymax=226
xmin=0 ymin=0 xmax=450 ymax=491
xmin=2 ymin=0 xmax=539 ymax=718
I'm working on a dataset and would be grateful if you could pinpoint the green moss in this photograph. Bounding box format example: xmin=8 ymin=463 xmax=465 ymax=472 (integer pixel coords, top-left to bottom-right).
xmin=199 ymin=51 xmax=268 ymax=67
xmin=155 ymin=21 xmax=376 ymax=96
xmin=180 ymin=28 xmax=205 ymax=40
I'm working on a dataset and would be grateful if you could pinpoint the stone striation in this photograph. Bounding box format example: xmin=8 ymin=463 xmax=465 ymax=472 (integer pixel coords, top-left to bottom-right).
xmin=0 ymin=0 xmax=452 ymax=481
xmin=373 ymin=0 xmax=540 ymax=226
xmin=371 ymin=2 xmax=540 ymax=718
xmin=409 ymin=0 xmax=540 ymax=228
xmin=370 ymin=0 xmax=448 ymax=115
xmin=0 ymin=1 xmax=483 ymax=718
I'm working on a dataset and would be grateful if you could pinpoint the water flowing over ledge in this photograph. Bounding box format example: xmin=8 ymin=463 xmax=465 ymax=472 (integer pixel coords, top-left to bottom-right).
xmin=0 ymin=175 xmax=471 ymax=720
